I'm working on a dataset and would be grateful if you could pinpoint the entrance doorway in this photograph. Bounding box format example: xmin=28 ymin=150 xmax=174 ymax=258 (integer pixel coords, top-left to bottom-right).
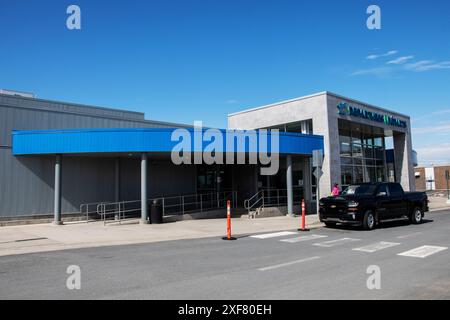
xmin=196 ymin=165 xmax=232 ymax=194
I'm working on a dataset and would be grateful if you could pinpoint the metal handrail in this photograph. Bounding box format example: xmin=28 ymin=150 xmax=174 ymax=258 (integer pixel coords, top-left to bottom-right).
xmin=82 ymin=190 xmax=237 ymax=224
xmin=244 ymin=188 xmax=304 ymax=218
xmin=243 ymin=190 xmax=264 ymax=210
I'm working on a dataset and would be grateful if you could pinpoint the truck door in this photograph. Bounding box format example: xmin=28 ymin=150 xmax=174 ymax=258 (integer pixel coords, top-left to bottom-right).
xmin=375 ymin=184 xmax=390 ymax=219
xmin=387 ymin=183 xmax=407 ymax=218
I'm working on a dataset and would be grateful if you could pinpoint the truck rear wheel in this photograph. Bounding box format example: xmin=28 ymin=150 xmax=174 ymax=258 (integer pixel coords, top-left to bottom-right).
xmin=362 ymin=211 xmax=376 ymax=230
xmin=410 ymin=207 xmax=423 ymax=224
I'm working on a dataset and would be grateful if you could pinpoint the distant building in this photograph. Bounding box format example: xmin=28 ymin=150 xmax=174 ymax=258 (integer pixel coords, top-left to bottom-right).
xmin=414 ymin=164 xmax=450 ymax=191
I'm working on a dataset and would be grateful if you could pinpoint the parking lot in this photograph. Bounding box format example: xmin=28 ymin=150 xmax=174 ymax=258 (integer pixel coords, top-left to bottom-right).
xmin=1 ymin=209 xmax=449 ymax=299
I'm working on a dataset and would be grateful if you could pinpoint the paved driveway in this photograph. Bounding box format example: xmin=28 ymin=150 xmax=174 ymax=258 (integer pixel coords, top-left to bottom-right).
xmin=0 ymin=210 xmax=449 ymax=299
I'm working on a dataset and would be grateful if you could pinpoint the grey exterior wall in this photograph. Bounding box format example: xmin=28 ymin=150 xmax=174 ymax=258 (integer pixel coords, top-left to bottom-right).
xmin=0 ymin=94 xmax=194 ymax=219
xmin=228 ymin=92 xmax=415 ymax=198
xmin=228 ymin=92 xmax=331 ymax=198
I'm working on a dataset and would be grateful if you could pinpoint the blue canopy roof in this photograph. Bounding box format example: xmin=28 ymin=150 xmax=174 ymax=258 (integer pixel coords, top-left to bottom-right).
xmin=12 ymin=128 xmax=324 ymax=156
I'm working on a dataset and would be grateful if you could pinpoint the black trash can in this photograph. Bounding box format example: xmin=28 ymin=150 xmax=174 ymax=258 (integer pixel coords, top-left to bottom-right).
xmin=150 ymin=200 xmax=163 ymax=224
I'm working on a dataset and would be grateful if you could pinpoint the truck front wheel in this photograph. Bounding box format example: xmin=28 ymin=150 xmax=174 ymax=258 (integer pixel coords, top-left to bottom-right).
xmin=362 ymin=211 xmax=376 ymax=230
xmin=410 ymin=207 xmax=423 ymax=224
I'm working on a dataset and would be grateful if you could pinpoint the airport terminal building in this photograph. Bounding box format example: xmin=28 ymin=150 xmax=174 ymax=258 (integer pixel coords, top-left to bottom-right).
xmin=0 ymin=91 xmax=414 ymax=224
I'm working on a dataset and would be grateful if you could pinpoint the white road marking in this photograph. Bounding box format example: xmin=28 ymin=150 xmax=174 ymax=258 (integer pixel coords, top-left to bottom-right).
xmin=353 ymin=241 xmax=401 ymax=253
xmin=280 ymin=234 xmax=328 ymax=243
xmin=258 ymin=256 xmax=320 ymax=271
xmin=250 ymin=231 xmax=298 ymax=239
xmin=398 ymin=245 xmax=448 ymax=258
xmin=313 ymin=237 xmax=360 ymax=247
xmin=397 ymin=232 xmax=422 ymax=239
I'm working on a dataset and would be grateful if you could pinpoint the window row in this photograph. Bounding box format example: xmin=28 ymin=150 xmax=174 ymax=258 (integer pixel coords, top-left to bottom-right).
xmin=339 ymin=128 xmax=384 ymax=147
xmin=341 ymin=165 xmax=386 ymax=186
xmin=340 ymin=142 xmax=385 ymax=160
xmin=340 ymin=157 xmax=384 ymax=166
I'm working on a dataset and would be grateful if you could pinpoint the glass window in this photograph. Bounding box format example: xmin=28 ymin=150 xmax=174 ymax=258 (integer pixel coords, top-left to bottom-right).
xmin=340 ymin=157 xmax=353 ymax=165
xmin=285 ymin=119 xmax=313 ymax=134
xmin=352 ymin=132 xmax=363 ymax=146
xmin=353 ymin=166 xmax=364 ymax=183
xmin=367 ymin=167 xmax=376 ymax=182
xmin=285 ymin=122 xmax=301 ymax=132
xmin=377 ymin=184 xmax=388 ymax=195
xmin=374 ymin=137 xmax=383 ymax=147
xmin=338 ymin=120 xmax=387 ymax=185
xmin=340 ymin=140 xmax=352 ymax=157
xmin=267 ymin=125 xmax=285 ymax=132
xmin=339 ymin=127 xmax=351 ymax=139
xmin=363 ymin=145 xmax=374 ymax=159
xmin=352 ymin=143 xmax=363 ymax=158
xmin=363 ymin=136 xmax=374 ymax=146
xmin=341 ymin=166 xmax=353 ymax=186
xmin=342 ymin=184 xmax=377 ymax=196
xmin=388 ymin=183 xmax=404 ymax=196
xmin=374 ymin=147 xmax=384 ymax=160
xmin=376 ymin=167 xmax=386 ymax=182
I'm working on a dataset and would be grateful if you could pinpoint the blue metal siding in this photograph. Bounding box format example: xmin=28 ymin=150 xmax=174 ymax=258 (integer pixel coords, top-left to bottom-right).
xmin=12 ymin=128 xmax=324 ymax=156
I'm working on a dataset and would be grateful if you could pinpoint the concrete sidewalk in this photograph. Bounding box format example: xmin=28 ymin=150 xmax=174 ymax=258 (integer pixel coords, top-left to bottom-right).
xmin=428 ymin=196 xmax=450 ymax=212
xmin=1 ymin=196 xmax=448 ymax=258
xmin=0 ymin=215 xmax=322 ymax=257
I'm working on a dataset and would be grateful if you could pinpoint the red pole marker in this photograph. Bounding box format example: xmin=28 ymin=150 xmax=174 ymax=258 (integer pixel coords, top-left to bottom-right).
xmin=298 ymin=199 xmax=310 ymax=232
xmin=223 ymin=200 xmax=237 ymax=240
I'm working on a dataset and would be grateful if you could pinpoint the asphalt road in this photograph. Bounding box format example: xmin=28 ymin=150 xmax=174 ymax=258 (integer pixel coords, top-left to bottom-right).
xmin=1 ymin=210 xmax=450 ymax=300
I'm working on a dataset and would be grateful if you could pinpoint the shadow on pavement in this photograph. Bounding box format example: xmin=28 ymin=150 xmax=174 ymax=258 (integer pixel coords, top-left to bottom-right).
xmin=325 ymin=218 xmax=433 ymax=231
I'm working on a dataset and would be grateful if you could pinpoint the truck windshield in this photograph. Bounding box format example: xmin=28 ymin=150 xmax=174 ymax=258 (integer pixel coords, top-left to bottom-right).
xmin=341 ymin=185 xmax=377 ymax=196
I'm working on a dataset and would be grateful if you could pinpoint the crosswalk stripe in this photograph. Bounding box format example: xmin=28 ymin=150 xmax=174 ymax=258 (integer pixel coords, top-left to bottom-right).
xmin=250 ymin=231 xmax=298 ymax=239
xmin=313 ymin=237 xmax=360 ymax=247
xmin=280 ymin=234 xmax=328 ymax=243
xmin=353 ymin=241 xmax=401 ymax=253
xmin=397 ymin=245 xmax=448 ymax=258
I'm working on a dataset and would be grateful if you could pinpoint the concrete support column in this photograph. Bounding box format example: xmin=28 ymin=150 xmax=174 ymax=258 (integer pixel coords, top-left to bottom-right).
xmin=53 ymin=155 xmax=63 ymax=225
xmin=254 ymin=165 xmax=259 ymax=193
xmin=393 ymin=131 xmax=414 ymax=191
xmin=114 ymin=158 xmax=120 ymax=220
xmin=286 ymin=155 xmax=293 ymax=216
xmin=140 ymin=153 xmax=149 ymax=224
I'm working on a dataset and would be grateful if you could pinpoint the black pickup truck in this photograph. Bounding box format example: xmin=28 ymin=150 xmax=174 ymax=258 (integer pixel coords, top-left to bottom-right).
xmin=319 ymin=182 xmax=429 ymax=230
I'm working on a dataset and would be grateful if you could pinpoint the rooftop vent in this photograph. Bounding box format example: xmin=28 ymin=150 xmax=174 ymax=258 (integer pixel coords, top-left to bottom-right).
xmin=0 ymin=89 xmax=36 ymax=99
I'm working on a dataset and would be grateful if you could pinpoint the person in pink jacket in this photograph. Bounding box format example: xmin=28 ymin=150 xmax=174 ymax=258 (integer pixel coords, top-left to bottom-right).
xmin=331 ymin=183 xmax=340 ymax=197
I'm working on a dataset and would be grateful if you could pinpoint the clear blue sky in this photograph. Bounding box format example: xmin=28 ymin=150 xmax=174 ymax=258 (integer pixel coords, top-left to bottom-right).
xmin=1 ymin=0 xmax=449 ymax=165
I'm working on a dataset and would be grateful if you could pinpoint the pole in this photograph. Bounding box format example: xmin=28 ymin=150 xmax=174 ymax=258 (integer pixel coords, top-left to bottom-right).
xmin=227 ymin=200 xmax=231 ymax=239
xmin=446 ymin=171 xmax=450 ymax=203
xmin=286 ymin=155 xmax=293 ymax=216
xmin=315 ymin=169 xmax=321 ymax=216
xmin=53 ymin=155 xmax=63 ymax=225
xmin=222 ymin=200 xmax=236 ymax=240
xmin=298 ymin=199 xmax=310 ymax=231
xmin=140 ymin=153 xmax=149 ymax=224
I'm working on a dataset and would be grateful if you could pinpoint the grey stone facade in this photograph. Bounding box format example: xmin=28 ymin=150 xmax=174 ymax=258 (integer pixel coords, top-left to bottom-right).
xmin=228 ymin=92 xmax=414 ymax=198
